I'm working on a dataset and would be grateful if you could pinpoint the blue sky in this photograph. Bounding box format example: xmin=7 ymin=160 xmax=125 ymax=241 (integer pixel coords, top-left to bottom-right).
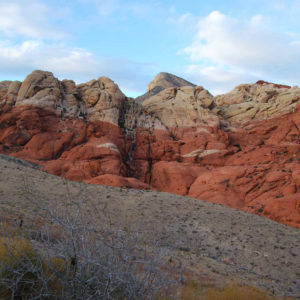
xmin=0 ymin=0 xmax=300 ymax=96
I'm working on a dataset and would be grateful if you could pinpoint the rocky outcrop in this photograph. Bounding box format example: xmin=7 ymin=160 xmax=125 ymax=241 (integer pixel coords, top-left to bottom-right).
xmin=135 ymin=72 xmax=196 ymax=103
xmin=0 ymin=70 xmax=299 ymax=229
xmin=147 ymin=72 xmax=196 ymax=92
xmin=213 ymin=82 xmax=299 ymax=124
xmin=1 ymin=70 xmax=126 ymax=122
xmin=142 ymin=86 xmax=216 ymax=128
xmin=0 ymin=81 xmax=22 ymax=106
xmin=77 ymin=77 xmax=125 ymax=123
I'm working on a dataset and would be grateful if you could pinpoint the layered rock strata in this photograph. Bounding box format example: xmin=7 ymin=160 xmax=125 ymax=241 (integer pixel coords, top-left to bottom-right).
xmin=1 ymin=70 xmax=299 ymax=228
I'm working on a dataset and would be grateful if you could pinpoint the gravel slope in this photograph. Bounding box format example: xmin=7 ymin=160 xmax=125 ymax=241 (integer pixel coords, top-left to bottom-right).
xmin=0 ymin=155 xmax=299 ymax=298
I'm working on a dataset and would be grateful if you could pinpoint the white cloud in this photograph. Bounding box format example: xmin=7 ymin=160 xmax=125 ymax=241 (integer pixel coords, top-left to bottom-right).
xmin=0 ymin=0 xmax=66 ymax=39
xmin=0 ymin=40 xmax=154 ymax=96
xmin=182 ymin=11 xmax=300 ymax=94
xmin=0 ymin=0 xmax=158 ymax=96
xmin=182 ymin=65 xmax=258 ymax=95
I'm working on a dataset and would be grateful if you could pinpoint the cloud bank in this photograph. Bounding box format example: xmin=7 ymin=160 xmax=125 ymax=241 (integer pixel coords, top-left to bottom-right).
xmin=0 ymin=0 xmax=66 ymax=39
xmin=182 ymin=11 xmax=300 ymax=94
xmin=0 ymin=0 xmax=156 ymax=96
xmin=1 ymin=1 xmax=300 ymax=97
xmin=0 ymin=40 xmax=154 ymax=96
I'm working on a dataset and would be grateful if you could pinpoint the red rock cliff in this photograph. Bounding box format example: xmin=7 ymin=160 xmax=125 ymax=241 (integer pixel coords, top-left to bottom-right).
xmin=1 ymin=70 xmax=299 ymax=228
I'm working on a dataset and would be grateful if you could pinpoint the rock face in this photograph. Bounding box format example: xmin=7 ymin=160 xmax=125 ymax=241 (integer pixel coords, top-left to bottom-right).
xmin=147 ymin=72 xmax=196 ymax=92
xmin=213 ymin=82 xmax=300 ymax=124
xmin=1 ymin=70 xmax=300 ymax=229
xmin=142 ymin=86 xmax=216 ymax=127
xmin=135 ymin=72 xmax=196 ymax=103
xmin=77 ymin=77 xmax=125 ymax=123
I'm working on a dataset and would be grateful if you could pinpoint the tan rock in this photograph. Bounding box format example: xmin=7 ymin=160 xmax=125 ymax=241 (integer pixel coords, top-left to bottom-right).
xmin=16 ymin=70 xmax=61 ymax=111
xmin=136 ymin=72 xmax=196 ymax=104
xmin=0 ymin=81 xmax=21 ymax=105
xmin=0 ymin=81 xmax=10 ymax=105
xmin=147 ymin=72 xmax=195 ymax=92
xmin=61 ymin=80 xmax=83 ymax=118
xmin=213 ymin=82 xmax=300 ymax=124
xmin=0 ymin=81 xmax=11 ymax=100
xmin=8 ymin=81 xmax=22 ymax=96
xmin=78 ymin=77 xmax=125 ymax=124
xmin=17 ymin=70 xmax=59 ymax=100
xmin=142 ymin=86 xmax=218 ymax=128
xmin=61 ymin=79 xmax=77 ymax=95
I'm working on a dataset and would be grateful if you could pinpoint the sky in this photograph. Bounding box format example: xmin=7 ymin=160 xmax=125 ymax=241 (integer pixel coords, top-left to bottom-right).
xmin=0 ymin=0 xmax=300 ymax=97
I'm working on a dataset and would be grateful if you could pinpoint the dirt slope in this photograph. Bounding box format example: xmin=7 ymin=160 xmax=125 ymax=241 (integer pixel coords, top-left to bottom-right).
xmin=0 ymin=155 xmax=299 ymax=298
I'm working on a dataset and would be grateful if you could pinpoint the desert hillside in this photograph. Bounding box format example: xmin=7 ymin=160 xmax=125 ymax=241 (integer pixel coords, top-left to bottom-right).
xmin=0 ymin=70 xmax=299 ymax=228
xmin=0 ymin=154 xmax=299 ymax=298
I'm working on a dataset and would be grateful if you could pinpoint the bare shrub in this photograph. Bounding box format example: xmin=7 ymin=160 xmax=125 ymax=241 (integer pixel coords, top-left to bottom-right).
xmin=0 ymin=236 xmax=50 ymax=298
xmin=0 ymin=179 xmax=182 ymax=299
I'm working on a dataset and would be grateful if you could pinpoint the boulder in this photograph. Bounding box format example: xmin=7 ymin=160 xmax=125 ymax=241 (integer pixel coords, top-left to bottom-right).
xmin=78 ymin=77 xmax=126 ymax=124
xmin=86 ymin=174 xmax=152 ymax=189
xmin=16 ymin=70 xmax=61 ymax=112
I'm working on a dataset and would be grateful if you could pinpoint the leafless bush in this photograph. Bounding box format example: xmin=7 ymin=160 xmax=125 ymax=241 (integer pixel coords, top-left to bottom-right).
xmin=0 ymin=178 xmax=182 ymax=299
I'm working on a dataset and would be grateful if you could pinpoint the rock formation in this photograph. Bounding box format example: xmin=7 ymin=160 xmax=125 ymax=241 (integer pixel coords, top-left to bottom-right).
xmin=147 ymin=72 xmax=195 ymax=92
xmin=213 ymin=82 xmax=300 ymax=124
xmin=0 ymin=70 xmax=299 ymax=229
xmin=135 ymin=72 xmax=196 ymax=103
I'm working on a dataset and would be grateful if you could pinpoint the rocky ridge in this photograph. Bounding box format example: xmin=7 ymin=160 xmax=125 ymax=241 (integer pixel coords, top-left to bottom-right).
xmin=0 ymin=70 xmax=299 ymax=229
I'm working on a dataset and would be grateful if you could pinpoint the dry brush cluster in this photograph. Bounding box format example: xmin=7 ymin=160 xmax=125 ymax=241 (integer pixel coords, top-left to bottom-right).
xmin=0 ymin=178 xmax=287 ymax=300
xmin=0 ymin=217 xmax=180 ymax=299
xmin=0 ymin=180 xmax=181 ymax=299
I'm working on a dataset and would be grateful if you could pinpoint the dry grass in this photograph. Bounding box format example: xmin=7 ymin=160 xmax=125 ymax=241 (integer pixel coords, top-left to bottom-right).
xmin=204 ymin=284 xmax=274 ymax=300
xmin=158 ymin=281 xmax=290 ymax=300
xmin=0 ymin=235 xmax=45 ymax=298
xmin=0 ymin=235 xmax=77 ymax=298
xmin=0 ymin=236 xmax=35 ymax=267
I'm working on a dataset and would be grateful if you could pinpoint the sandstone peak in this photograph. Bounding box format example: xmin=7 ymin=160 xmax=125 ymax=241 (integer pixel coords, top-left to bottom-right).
xmin=147 ymin=72 xmax=196 ymax=92
xmin=135 ymin=72 xmax=196 ymax=104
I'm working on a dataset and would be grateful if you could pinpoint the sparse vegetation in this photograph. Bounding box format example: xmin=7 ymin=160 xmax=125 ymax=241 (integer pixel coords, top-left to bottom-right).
xmin=0 ymin=236 xmax=43 ymax=298
xmin=0 ymin=159 xmax=298 ymax=299
xmin=158 ymin=281 xmax=286 ymax=300
xmin=0 ymin=186 xmax=181 ymax=299
xmin=204 ymin=284 xmax=274 ymax=300
xmin=0 ymin=221 xmax=290 ymax=300
xmin=1 ymin=234 xmax=287 ymax=300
